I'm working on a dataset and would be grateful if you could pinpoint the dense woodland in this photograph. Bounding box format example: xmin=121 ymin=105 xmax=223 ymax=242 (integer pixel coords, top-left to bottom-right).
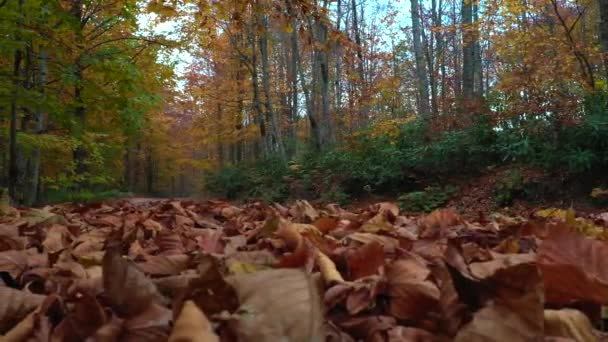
xmin=2 ymin=0 xmax=608 ymax=206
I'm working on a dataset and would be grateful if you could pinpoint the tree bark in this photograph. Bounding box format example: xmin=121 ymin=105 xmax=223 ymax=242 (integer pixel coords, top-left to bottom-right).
xmin=411 ymin=0 xmax=431 ymax=117
xmin=599 ymin=0 xmax=608 ymax=80
xmin=351 ymin=0 xmax=368 ymax=125
xmin=462 ymin=0 xmax=475 ymax=102
xmin=257 ymin=9 xmax=285 ymax=157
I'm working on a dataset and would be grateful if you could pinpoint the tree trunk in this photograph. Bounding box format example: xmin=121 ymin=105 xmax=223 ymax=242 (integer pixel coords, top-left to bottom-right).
xmin=351 ymin=0 xmax=368 ymax=125
xmin=335 ymin=0 xmax=343 ymax=116
xmin=258 ymin=9 xmax=285 ymax=158
xmin=24 ymin=48 xmax=47 ymax=205
xmin=473 ymin=2 xmax=483 ymax=97
xmin=8 ymin=48 xmax=22 ymax=201
xmin=411 ymin=0 xmax=431 ymax=117
xmin=599 ymin=0 xmax=608 ymax=80
xmin=461 ymin=0 xmax=475 ymax=102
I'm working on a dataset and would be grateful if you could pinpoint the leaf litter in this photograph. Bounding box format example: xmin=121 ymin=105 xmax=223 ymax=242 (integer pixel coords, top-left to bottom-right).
xmin=0 ymin=199 xmax=608 ymax=341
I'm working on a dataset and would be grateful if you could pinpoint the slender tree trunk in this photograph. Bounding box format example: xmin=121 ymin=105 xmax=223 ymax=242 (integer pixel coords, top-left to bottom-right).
xmin=335 ymin=0 xmax=343 ymax=116
xmin=24 ymin=48 xmax=47 ymax=205
xmin=462 ymin=0 xmax=476 ymax=102
xmin=250 ymin=26 xmax=268 ymax=155
xmin=8 ymin=48 xmax=22 ymax=201
xmin=599 ymin=0 xmax=608 ymax=80
xmin=473 ymin=2 xmax=483 ymax=97
xmin=351 ymin=0 xmax=368 ymax=125
xmin=411 ymin=0 xmax=431 ymax=117
xmin=258 ymin=11 xmax=285 ymax=157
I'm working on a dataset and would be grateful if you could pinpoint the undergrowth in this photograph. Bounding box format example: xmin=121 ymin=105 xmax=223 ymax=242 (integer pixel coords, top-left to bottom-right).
xmin=204 ymin=90 xmax=608 ymax=206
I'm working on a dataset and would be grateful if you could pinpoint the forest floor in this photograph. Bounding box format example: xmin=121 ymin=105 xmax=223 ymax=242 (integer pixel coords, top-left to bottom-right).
xmin=1 ymin=196 xmax=608 ymax=341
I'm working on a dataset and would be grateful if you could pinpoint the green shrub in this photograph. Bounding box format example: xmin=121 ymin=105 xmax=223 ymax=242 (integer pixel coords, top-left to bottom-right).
xmin=204 ymin=165 xmax=251 ymax=199
xmin=399 ymin=185 xmax=457 ymax=212
xmin=494 ymin=169 xmax=524 ymax=207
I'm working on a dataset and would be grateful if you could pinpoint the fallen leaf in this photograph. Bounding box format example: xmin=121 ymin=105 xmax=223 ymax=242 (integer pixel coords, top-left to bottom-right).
xmin=313 ymin=217 xmax=340 ymax=234
xmin=1 ymin=311 xmax=37 ymax=341
xmin=335 ymin=315 xmax=396 ymax=342
xmin=538 ymin=225 xmax=608 ymax=304
xmin=360 ymin=212 xmax=395 ymax=234
xmin=52 ymin=292 xmax=106 ymax=340
xmin=137 ymin=254 xmax=190 ymax=276
xmin=454 ymin=263 xmax=544 ymax=342
xmin=182 ymin=256 xmax=239 ymax=317
xmin=122 ymin=303 xmax=172 ymax=342
xmin=316 ymin=250 xmax=345 ymax=284
xmin=102 ymin=244 xmax=164 ymax=317
xmin=346 ymin=233 xmax=400 ymax=253
xmin=169 ymin=301 xmax=219 ymax=342
xmin=0 ymin=287 xmax=45 ymax=333
xmin=345 ymin=241 xmax=385 ymax=280
xmin=544 ymin=309 xmax=598 ymax=342
xmin=386 ymin=253 xmax=440 ymax=320
xmin=227 ymin=268 xmax=324 ymax=342
xmin=387 ymin=326 xmax=439 ymax=342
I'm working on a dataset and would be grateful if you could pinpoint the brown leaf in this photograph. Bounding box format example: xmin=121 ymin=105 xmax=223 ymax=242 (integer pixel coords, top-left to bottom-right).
xmin=325 ymin=275 xmax=386 ymax=315
xmin=102 ymin=244 xmax=164 ymax=317
xmin=290 ymin=200 xmax=319 ymax=223
xmin=346 ymin=233 xmax=400 ymax=253
xmin=137 ymin=254 xmax=190 ymax=276
xmin=88 ymin=314 xmax=124 ymax=342
xmin=387 ymin=326 xmax=440 ymax=342
xmin=419 ymin=209 xmax=463 ymax=239
xmin=454 ymin=263 xmax=544 ymax=342
xmin=155 ymin=231 xmax=186 ymax=255
xmin=313 ymin=217 xmax=340 ymax=234
xmin=430 ymin=262 xmax=468 ymax=336
xmin=544 ymin=309 xmax=598 ymax=342
xmin=227 ymin=268 xmax=324 ymax=342
xmin=1 ymin=311 xmax=37 ymax=342
xmin=360 ymin=212 xmax=395 ymax=234
xmin=52 ymin=292 xmax=106 ymax=341
xmin=122 ymin=303 xmax=172 ymax=342
xmin=0 ymin=287 xmax=45 ymax=333
xmin=538 ymin=226 xmax=608 ymax=304
xmin=335 ymin=315 xmax=396 ymax=342
xmin=387 ymin=253 xmax=440 ymax=320
xmin=345 ymin=241 xmax=385 ymax=280
xmin=169 ymin=301 xmax=219 ymax=342
xmin=195 ymin=229 xmax=224 ymax=254
xmin=0 ymin=249 xmax=34 ymax=280
xmin=468 ymin=252 xmax=536 ymax=280
xmin=182 ymin=256 xmax=239 ymax=317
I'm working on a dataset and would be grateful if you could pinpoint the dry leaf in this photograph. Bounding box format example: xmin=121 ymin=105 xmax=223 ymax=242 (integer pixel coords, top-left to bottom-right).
xmin=387 ymin=254 xmax=440 ymax=320
xmin=227 ymin=268 xmax=324 ymax=342
xmin=345 ymin=241 xmax=385 ymax=280
xmin=0 ymin=287 xmax=45 ymax=333
xmin=316 ymin=250 xmax=345 ymax=284
xmin=538 ymin=225 xmax=608 ymax=304
xmin=544 ymin=309 xmax=598 ymax=342
xmin=137 ymin=254 xmax=190 ymax=276
xmin=122 ymin=303 xmax=172 ymax=342
xmin=102 ymin=244 xmax=164 ymax=317
xmin=454 ymin=263 xmax=544 ymax=342
xmin=169 ymin=301 xmax=219 ymax=342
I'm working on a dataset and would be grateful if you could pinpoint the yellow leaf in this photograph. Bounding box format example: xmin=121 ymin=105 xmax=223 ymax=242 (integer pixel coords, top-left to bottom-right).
xmin=169 ymin=301 xmax=219 ymax=342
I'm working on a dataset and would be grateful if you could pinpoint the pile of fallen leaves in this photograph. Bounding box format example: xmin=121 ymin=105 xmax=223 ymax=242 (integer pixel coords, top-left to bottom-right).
xmin=1 ymin=199 xmax=608 ymax=341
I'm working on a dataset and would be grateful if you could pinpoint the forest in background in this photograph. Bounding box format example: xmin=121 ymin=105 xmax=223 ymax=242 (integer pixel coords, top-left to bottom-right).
xmin=2 ymin=0 xmax=608 ymax=208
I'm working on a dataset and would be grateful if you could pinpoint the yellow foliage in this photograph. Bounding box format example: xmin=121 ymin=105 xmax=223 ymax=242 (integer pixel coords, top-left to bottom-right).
xmin=535 ymin=208 xmax=608 ymax=239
